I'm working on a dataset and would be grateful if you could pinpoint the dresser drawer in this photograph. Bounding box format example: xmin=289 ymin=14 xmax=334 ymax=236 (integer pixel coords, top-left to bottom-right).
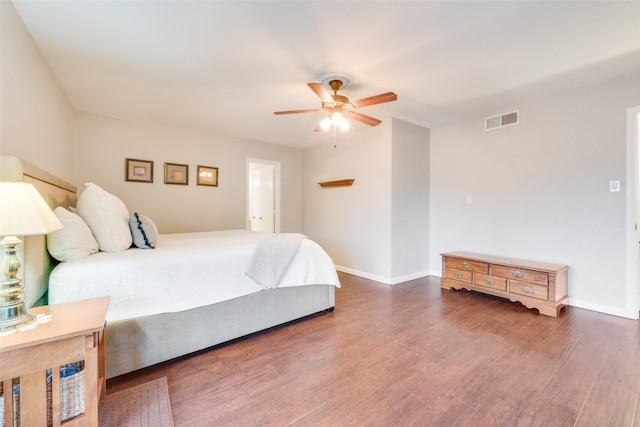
xmin=474 ymin=273 xmax=507 ymax=291
xmin=491 ymin=265 xmax=548 ymax=286
xmin=446 ymin=257 xmax=489 ymax=274
xmin=445 ymin=268 xmax=472 ymax=283
xmin=509 ymin=279 xmax=548 ymax=300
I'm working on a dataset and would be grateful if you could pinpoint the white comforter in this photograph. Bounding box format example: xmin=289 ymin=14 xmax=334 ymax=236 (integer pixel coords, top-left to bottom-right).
xmin=48 ymin=230 xmax=340 ymax=322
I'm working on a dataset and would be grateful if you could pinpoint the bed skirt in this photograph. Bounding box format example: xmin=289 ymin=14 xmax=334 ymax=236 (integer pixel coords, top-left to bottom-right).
xmin=106 ymin=284 xmax=335 ymax=378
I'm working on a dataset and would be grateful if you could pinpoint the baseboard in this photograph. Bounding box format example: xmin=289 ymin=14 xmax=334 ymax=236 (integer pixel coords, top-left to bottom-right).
xmin=436 ymin=273 xmax=630 ymax=318
xmin=568 ymin=298 xmax=629 ymax=318
xmin=389 ymin=271 xmax=431 ymax=285
xmin=334 ymin=265 xmax=429 ymax=285
xmin=335 ymin=265 xmax=390 ymax=284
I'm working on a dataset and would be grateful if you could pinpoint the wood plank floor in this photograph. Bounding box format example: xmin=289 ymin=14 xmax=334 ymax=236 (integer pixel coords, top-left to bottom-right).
xmin=107 ymin=272 xmax=640 ymax=426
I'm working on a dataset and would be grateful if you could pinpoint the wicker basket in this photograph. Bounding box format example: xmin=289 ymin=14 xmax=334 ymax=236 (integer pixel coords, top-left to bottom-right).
xmin=47 ymin=361 xmax=86 ymax=425
xmin=0 ymin=362 xmax=85 ymax=427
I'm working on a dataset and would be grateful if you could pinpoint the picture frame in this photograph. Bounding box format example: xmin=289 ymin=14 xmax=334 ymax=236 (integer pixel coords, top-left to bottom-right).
xmin=164 ymin=162 xmax=189 ymax=185
xmin=197 ymin=165 xmax=219 ymax=187
xmin=125 ymin=158 xmax=154 ymax=183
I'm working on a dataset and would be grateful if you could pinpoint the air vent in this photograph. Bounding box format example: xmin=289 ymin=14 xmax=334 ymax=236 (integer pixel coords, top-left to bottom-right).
xmin=485 ymin=110 xmax=519 ymax=131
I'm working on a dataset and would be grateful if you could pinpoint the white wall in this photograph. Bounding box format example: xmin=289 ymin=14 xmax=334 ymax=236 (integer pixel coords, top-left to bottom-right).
xmin=430 ymin=73 xmax=640 ymax=316
xmin=302 ymin=118 xmax=430 ymax=284
xmin=391 ymin=118 xmax=430 ymax=281
xmin=73 ymin=113 xmax=303 ymax=233
xmin=302 ymin=124 xmax=393 ymax=280
xmin=0 ymin=1 xmax=74 ymax=180
xmin=6 ymin=0 xmax=639 ymax=316
xmin=0 ymin=2 xmax=75 ymax=307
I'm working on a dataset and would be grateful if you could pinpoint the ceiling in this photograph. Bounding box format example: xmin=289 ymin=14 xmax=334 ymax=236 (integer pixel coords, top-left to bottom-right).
xmin=13 ymin=1 xmax=640 ymax=149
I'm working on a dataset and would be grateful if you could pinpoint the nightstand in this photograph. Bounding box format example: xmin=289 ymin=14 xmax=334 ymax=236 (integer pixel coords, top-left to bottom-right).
xmin=0 ymin=296 xmax=109 ymax=426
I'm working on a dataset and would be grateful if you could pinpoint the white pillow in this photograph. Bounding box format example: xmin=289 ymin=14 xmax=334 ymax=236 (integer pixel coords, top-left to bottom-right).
xmin=129 ymin=213 xmax=158 ymax=249
xmin=76 ymin=183 xmax=132 ymax=252
xmin=47 ymin=207 xmax=99 ymax=262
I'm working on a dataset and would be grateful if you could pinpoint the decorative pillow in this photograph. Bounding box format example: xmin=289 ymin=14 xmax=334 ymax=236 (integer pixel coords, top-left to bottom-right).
xmin=129 ymin=213 xmax=158 ymax=249
xmin=46 ymin=207 xmax=99 ymax=262
xmin=76 ymin=183 xmax=132 ymax=252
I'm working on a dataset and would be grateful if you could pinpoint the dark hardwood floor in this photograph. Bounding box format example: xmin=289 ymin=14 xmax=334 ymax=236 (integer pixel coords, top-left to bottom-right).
xmin=107 ymin=272 xmax=640 ymax=426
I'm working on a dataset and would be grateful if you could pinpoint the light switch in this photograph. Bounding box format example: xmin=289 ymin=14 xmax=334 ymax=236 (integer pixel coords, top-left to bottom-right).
xmin=610 ymin=181 xmax=620 ymax=192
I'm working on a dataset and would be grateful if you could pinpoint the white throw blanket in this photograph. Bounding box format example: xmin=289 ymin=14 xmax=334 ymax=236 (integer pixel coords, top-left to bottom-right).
xmin=245 ymin=233 xmax=307 ymax=288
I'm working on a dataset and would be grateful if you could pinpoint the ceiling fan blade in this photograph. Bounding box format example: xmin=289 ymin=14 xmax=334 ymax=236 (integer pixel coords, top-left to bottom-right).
xmin=307 ymin=82 xmax=334 ymax=103
xmin=346 ymin=111 xmax=382 ymax=127
xmin=273 ymin=109 xmax=320 ymax=115
xmin=314 ymin=124 xmax=325 ymax=132
xmin=351 ymin=92 xmax=398 ymax=108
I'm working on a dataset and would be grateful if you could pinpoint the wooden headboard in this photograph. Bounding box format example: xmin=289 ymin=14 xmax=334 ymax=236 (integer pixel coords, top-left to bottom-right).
xmin=0 ymin=155 xmax=77 ymax=306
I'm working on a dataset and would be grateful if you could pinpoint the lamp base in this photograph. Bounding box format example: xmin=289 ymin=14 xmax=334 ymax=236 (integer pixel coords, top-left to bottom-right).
xmin=0 ymin=236 xmax=36 ymax=331
xmin=0 ymin=307 xmax=36 ymax=331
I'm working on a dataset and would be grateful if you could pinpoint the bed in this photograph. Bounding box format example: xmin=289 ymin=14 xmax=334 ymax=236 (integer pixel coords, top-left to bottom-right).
xmin=1 ymin=156 xmax=339 ymax=379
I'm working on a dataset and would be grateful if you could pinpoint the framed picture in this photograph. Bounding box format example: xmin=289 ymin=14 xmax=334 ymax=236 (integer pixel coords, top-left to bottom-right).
xmin=125 ymin=158 xmax=154 ymax=183
xmin=197 ymin=165 xmax=218 ymax=187
xmin=164 ymin=162 xmax=189 ymax=185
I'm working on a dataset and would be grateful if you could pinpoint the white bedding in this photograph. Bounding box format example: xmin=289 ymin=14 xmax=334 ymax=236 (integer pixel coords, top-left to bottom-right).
xmin=48 ymin=230 xmax=340 ymax=322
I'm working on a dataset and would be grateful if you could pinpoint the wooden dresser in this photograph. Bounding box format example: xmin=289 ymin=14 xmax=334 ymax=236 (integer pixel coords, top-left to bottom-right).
xmin=441 ymin=252 xmax=568 ymax=317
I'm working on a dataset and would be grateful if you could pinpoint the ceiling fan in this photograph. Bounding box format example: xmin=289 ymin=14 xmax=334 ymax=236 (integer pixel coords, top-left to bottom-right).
xmin=274 ymin=73 xmax=397 ymax=133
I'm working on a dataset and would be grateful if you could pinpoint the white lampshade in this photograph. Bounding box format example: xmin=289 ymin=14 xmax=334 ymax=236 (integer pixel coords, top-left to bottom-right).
xmin=0 ymin=182 xmax=63 ymax=237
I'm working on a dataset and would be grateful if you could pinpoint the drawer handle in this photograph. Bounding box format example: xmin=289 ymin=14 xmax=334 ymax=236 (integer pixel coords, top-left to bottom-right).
xmin=510 ymin=270 xmax=525 ymax=279
xmin=483 ymin=278 xmax=496 ymax=286
xmin=460 ymin=262 xmax=470 ymax=269
xmin=521 ymin=285 xmax=535 ymax=294
xmin=453 ymin=272 xmax=464 ymax=279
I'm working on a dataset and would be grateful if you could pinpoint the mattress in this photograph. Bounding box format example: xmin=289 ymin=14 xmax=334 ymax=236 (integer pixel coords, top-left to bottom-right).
xmin=48 ymin=230 xmax=340 ymax=322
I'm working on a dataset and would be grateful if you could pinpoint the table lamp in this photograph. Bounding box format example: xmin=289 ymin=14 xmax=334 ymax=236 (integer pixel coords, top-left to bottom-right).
xmin=0 ymin=182 xmax=63 ymax=330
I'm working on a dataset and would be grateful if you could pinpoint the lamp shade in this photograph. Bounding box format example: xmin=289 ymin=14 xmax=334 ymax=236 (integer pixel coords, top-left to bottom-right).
xmin=0 ymin=182 xmax=63 ymax=237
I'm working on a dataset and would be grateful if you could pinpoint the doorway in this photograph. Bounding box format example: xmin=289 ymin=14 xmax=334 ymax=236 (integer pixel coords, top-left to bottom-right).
xmin=247 ymin=159 xmax=280 ymax=233
xmin=626 ymin=106 xmax=640 ymax=319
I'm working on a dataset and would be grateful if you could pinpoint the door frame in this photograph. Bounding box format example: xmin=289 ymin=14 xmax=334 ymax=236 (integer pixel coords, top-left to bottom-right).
xmin=246 ymin=158 xmax=281 ymax=233
xmin=625 ymin=106 xmax=640 ymax=319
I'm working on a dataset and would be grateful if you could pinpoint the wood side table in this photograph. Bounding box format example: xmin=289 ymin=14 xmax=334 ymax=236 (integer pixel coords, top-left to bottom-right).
xmin=0 ymin=296 xmax=109 ymax=426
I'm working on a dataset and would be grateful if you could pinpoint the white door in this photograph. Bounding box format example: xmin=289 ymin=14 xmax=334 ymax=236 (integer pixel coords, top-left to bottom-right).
xmin=626 ymin=106 xmax=640 ymax=319
xmin=247 ymin=160 xmax=280 ymax=233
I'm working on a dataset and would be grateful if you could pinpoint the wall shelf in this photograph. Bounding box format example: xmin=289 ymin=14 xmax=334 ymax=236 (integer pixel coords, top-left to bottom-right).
xmin=318 ymin=179 xmax=355 ymax=188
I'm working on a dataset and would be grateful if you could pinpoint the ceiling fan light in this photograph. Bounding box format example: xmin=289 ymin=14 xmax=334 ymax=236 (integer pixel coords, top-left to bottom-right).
xmin=319 ymin=116 xmax=332 ymax=131
xmin=331 ymin=112 xmax=343 ymax=126
xmin=339 ymin=118 xmax=350 ymax=131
